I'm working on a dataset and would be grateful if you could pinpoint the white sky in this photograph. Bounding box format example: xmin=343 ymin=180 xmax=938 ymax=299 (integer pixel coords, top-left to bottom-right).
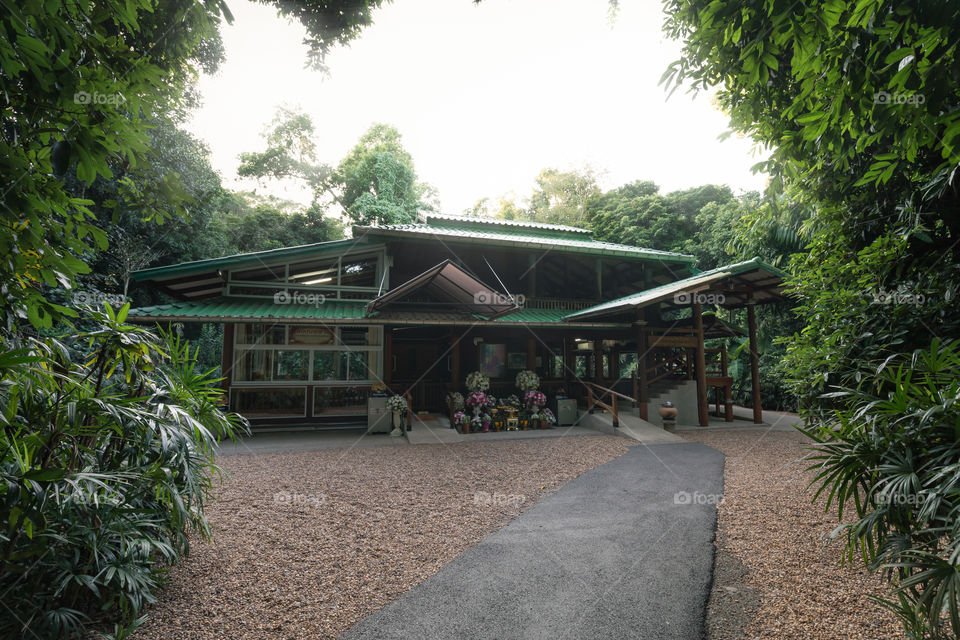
xmin=186 ymin=0 xmax=768 ymax=214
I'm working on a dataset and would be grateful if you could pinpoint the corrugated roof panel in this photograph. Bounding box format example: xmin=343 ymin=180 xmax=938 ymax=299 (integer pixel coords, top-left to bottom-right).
xmin=357 ymin=224 xmax=695 ymax=263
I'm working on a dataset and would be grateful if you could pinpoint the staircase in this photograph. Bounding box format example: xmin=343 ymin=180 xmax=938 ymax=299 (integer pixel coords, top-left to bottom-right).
xmin=644 ymin=378 xmax=699 ymax=426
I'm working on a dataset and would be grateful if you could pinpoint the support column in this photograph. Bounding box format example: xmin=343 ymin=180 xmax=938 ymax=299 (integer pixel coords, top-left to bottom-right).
xmin=747 ymin=301 xmax=763 ymax=424
xmin=692 ymin=302 xmax=709 ymax=427
xmin=636 ymin=322 xmax=648 ymax=421
xmin=221 ymin=323 xmax=234 ymax=409
xmin=594 ymin=338 xmax=604 ymax=385
xmin=383 ymin=326 xmax=393 ymax=387
xmin=450 ymin=331 xmax=461 ymax=391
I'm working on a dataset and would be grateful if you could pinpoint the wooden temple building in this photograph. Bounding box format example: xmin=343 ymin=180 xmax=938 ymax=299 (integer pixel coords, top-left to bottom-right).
xmin=128 ymin=214 xmax=788 ymax=428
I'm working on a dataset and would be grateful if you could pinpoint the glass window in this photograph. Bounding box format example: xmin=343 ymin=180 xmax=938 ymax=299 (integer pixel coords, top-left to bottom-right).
xmin=312 ymin=351 xmax=341 ymax=381
xmin=340 ymin=327 xmax=377 ymax=346
xmin=232 ymin=388 xmax=305 ymax=417
xmin=288 ymin=258 xmax=339 ymax=286
xmin=235 ymin=349 xmax=273 ymax=381
xmin=275 ymin=350 xmax=308 ymax=381
xmin=341 ymin=351 xmax=379 ymax=381
xmin=340 ymin=257 xmax=378 ymax=288
xmin=314 ymin=386 xmax=369 ymax=416
xmin=232 ymin=264 xmax=285 ymax=282
xmin=236 ymin=324 xmax=285 ymax=345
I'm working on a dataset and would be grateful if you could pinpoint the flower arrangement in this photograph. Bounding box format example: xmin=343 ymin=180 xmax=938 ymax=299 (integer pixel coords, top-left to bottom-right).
xmin=503 ymin=394 xmax=521 ymax=409
xmin=515 ymin=369 xmax=540 ymax=392
xmin=470 ymin=415 xmax=484 ymax=432
xmin=543 ymin=408 xmax=557 ymax=424
xmin=386 ymin=394 xmax=408 ymax=412
xmin=465 ymin=370 xmax=490 ymax=392
xmin=465 ymin=391 xmax=488 ymax=409
xmin=524 ymin=390 xmax=546 ymax=409
xmin=446 ymin=392 xmax=465 ymax=411
xmin=371 ymin=381 xmax=388 ymax=396
xmin=452 ymin=410 xmax=469 ymax=430
xmin=484 ymin=394 xmax=498 ymax=409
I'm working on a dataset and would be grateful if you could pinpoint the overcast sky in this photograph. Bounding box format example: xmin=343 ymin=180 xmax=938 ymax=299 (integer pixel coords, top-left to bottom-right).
xmin=186 ymin=0 xmax=769 ymax=214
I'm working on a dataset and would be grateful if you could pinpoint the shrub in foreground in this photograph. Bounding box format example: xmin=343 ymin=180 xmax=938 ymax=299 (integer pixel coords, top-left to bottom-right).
xmin=0 ymin=305 xmax=246 ymax=638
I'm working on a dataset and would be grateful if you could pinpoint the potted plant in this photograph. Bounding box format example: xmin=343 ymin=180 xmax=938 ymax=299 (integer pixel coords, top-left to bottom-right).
xmin=446 ymin=391 xmax=465 ymax=417
xmin=387 ymin=394 xmax=408 ymax=436
xmin=452 ymin=410 xmax=469 ymax=433
xmin=515 ymin=369 xmax=540 ymax=392
xmin=542 ymin=408 xmax=557 ymax=429
xmin=465 ymin=371 xmax=490 ymax=392
xmin=524 ymin=390 xmax=546 ymax=415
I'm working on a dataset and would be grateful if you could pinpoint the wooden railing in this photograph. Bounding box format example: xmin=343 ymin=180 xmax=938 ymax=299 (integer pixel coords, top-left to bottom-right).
xmin=646 ymin=349 xmax=690 ymax=385
xmin=584 ymin=381 xmax=636 ymax=429
xmin=403 ymin=388 xmax=413 ymax=431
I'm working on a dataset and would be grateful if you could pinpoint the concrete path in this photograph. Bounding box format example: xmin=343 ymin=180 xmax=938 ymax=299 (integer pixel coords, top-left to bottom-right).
xmin=341 ymin=442 xmax=724 ymax=640
xmin=578 ymin=411 xmax=687 ymax=445
xmin=406 ymin=414 xmax=608 ymax=446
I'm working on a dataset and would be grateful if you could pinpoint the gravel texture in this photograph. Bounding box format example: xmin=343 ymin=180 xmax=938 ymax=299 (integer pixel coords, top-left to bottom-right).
xmin=133 ymin=436 xmax=629 ymax=640
xmin=681 ymin=428 xmax=906 ymax=640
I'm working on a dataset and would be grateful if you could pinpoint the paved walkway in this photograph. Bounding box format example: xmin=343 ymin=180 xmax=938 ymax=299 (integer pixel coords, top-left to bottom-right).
xmin=340 ymin=442 xmax=724 ymax=640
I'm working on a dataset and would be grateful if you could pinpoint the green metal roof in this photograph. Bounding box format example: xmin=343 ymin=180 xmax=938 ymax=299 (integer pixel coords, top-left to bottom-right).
xmin=127 ymin=298 xmax=369 ymax=322
xmin=564 ymin=258 xmax=790 ymax=320
xmin=126 ymin=297 xmax=628 ymax=328
xmin=131 ymin=238 xmax=364 ymax=281
xmin=356 ymin=223 xmax=695 ymax=264
xmin=423 ymin=213 xmax=593 ymax=238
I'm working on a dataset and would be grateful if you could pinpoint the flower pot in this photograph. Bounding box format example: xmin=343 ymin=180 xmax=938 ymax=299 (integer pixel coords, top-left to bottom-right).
xmin=658 ymin=402 xmax=679 ymax=420
xmin=390 ymin=410 xmax=403 ymax=437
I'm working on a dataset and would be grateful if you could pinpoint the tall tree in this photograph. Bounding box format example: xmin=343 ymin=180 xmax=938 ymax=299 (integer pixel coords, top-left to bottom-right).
xmin=663 ymin=1 xmax=960 ymax=636
xmin=332 ymin=123 xmax=432 ymax=226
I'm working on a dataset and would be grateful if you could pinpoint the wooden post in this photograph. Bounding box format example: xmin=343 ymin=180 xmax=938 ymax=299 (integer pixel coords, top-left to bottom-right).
xmin=527 ymin=336 xmax=536 ymax=371
xmin=636 ymin=323 xmax=648 ymax=421
xmin=692 ymin=302 xmax=709 ymax=427
xmin=724 ymin=384 xmax=734 ymax=422
xmin=747 ymin=301 xmax=763 ymax=424
xmin=612 ymin=394 xmax=618 ymax=428
xmin=383 ymin=326 xmax=393 ymax=387
xmin=587 ymin=386 xmax=594 ymax=413
xmin=594 ymin=341 xmax=604 ymax=385
xmin=450 ymin=331 xmax=461 ymax=391
xmin=221 ymin=323 xmax=234 ymax=409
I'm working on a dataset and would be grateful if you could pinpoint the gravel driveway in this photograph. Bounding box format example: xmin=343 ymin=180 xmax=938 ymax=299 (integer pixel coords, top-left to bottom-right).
xmin=133 ymin=436 xmax=630 ymax=640
xmin=681 ymin=428 xmax=906 ymax=640
xmin=341 ymin=442 xmax=724 ymax=640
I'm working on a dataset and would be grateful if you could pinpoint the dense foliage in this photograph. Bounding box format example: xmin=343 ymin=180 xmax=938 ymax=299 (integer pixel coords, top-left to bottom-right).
xmin=0 ymin=306 xmax=246 ymax=638
xmin=1 ymin=2 xmax=377 ymax=636
xmin=663 ymin=0 xmax=960 ymax=635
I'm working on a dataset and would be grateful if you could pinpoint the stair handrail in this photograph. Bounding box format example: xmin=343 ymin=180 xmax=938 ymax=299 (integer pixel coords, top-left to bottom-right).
xmin=584 ymin=381 xmax=633 ymax=428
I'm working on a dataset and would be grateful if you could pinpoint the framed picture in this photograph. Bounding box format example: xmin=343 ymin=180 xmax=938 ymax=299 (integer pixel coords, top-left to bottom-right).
xmin=507 ymin=352 xmax=526 ymax=369
xmin=480 ymin=343 xmax=506 ymax=377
